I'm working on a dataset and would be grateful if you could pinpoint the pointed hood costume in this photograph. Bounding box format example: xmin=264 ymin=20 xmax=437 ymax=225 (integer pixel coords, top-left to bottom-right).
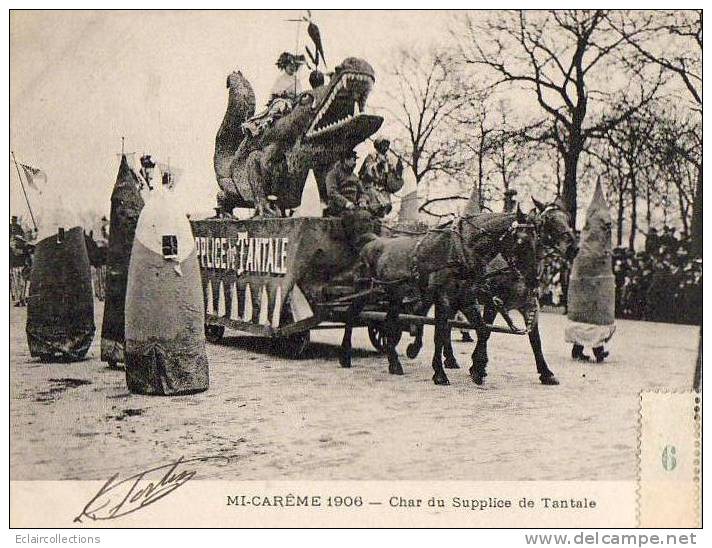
xmin=565 ymin=180 xmax=616 ymax=347
xmin=463 ymin=184 xmax=482 ymax=217
xmin=100 ymin=154 xmax=145 ymax=366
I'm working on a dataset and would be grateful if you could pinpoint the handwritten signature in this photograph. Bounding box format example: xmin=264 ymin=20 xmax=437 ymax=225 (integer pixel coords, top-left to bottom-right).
xmin=74 ymin=455 xmax=229 ymax=522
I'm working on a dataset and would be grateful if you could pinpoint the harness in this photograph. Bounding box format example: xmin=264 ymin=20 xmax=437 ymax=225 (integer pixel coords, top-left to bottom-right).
xmin=408 ymin=214 xmax=538 ymax=289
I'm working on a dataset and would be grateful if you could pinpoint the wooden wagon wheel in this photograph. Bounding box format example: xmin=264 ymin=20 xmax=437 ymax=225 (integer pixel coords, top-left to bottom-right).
xmin=204 ymin=324 xmax=225 ymax=344
xmin=367 ymin=322 xmax=402 ymax=354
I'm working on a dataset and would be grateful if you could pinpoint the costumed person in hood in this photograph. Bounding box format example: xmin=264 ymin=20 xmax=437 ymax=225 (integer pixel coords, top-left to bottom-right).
xmin=26 ymin=226 xmax=95 ymax=361
xmin=26 ymin=188 xmax=95 ymax=361
xmin=100 ymin=154 xmax=145 ymax=368
xmin=565 ymin=179 xmax=616 ymax=363
xmin=124 ymin=179 xmax=209 ymax=395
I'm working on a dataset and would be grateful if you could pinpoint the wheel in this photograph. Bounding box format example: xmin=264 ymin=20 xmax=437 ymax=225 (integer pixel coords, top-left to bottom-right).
xmin=367 ymin=323 xmax=402 ymax=354
xmin=273 ymin=330 xmax=310 ymax=358
xmin=205 ymin=324 xmax=225 ymax=344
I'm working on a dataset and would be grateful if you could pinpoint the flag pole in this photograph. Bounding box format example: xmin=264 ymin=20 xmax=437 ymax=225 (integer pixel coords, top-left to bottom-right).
xmin=11 ymin=151 xmax=38 ymax=232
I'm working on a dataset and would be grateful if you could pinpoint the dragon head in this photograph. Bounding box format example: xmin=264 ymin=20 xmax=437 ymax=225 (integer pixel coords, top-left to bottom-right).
xmin=302 ymin=57 xmax=382 ymax=144
xmin=261 ymin=57 xmax=382 ymax=149
xmin=217 ymin=57 xmax=385 ymax=211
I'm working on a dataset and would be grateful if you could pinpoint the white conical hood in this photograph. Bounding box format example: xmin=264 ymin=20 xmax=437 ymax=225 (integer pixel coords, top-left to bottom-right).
xmin=294 ymin=170 xmax=323 ymax=217
xmin=134 ymin=189 xmax=195 ymax=263
xmin=398 ymin=168 xmax=419 ymax=222
xmin=463 ymin=184 xmax=481 ymax=216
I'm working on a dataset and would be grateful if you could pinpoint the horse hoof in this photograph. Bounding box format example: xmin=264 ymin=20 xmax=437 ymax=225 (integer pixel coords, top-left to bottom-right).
xmin=388 ymin=364 xmax=404 ymax=375
xmin=444 ymin=359 xmax=460 ymax=369
xmin=471 ymin=374 xmax=484 ymax=385
xmin=540 ymin=376 xmax=559 ymax=386
xmin=339 ymin=356 xmax=352 ymax=368
xmin=432 ymin=375 xmax=450 ymax=386
xmin=406 ymin=343 xmax=420 ymax=359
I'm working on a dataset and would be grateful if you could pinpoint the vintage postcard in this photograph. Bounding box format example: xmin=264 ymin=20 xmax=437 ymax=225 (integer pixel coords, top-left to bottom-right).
xmin=9 ymin=9 xmax=702 ymax=530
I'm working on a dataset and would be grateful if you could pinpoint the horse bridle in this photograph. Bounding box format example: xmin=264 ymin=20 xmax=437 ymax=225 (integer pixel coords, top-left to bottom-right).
xmin=447 ymin=214 xmax=539 ymax=285
xmin=533 ymin=204 xmax=573 ymax=252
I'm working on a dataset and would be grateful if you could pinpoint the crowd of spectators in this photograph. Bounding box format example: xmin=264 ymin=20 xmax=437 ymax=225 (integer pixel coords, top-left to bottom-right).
xmin=539 ymin=226 xmax=702 ymax=325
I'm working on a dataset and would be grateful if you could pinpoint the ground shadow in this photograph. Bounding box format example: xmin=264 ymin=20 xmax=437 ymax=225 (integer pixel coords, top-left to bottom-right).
xmin=219 ymin=335 xmax=378 ymax=360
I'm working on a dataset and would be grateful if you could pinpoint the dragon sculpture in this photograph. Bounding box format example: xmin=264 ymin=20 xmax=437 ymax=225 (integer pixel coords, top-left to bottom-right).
xmin=214 ymin=57 xmax=383 ymax=216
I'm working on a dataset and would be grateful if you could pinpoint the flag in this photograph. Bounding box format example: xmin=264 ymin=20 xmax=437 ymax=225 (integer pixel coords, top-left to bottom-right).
xmin=20 ymin=164 xmax=47 ymax=193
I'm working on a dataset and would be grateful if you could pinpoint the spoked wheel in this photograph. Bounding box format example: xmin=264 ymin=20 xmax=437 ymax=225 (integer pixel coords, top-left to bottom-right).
xmin=367 ymin=323 xmax=402 ymax=354
xmin=205 ymin=324 xmax=225 ymax=344
xmin=273 ymin=330 xmax=310 ymax=358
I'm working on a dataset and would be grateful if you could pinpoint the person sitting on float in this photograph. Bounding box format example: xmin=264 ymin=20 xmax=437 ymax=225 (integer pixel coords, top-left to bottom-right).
xmin=324 ymin=150 xmax=381 ymax=251
xmin=358 ymin=137 xmax=404 ymax=219
xmin=242 ymin=52 xmax=307 ymax=138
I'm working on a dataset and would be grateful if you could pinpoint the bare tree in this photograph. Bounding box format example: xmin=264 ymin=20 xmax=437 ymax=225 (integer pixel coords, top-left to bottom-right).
xmin=654 ymin=107 xmax=701 ymax=240
xmin=606 ymin=107 xmax=659 ymax=249
xmin=608 ymin=10 xmax=701 ymax=110
xmin=453 ymin=90 xmax=546 ymax=210
xmin=456 ymin=10 xmax=662 ymax=226
xmin=489 ymin=103 xmax=540 ymax=202
xmin=608 ymin=9 xmax=702 ymax=255
xmin=586 ymin=138 xmax=630 ymax=247
xmin=384 ymin=48 xmax=464 ymax=185
xmin=449 ymin=87 xmax=497 ymax=208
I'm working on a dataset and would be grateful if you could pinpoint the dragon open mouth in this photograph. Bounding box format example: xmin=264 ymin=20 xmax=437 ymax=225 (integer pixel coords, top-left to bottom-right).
xmin=306 ymin=71 xmax=374 ymax=139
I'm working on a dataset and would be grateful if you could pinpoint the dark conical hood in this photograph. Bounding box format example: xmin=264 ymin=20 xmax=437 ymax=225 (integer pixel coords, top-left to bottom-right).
xmin=117 ymin=153 xmax=132 ymax=181
xmin=27 ymin=226 xmax=95 ymax=360
xmin=101 ymin=154 xmax=145 ymax=364
xmin=113 ymin=154 xmax=140 ymax=196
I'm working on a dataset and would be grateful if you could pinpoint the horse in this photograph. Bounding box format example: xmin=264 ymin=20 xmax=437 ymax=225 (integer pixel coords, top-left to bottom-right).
xmin=339 ymin=207 xmax=540 ymax=386
xmin=403 ymin=198 xmax=577 ymax=386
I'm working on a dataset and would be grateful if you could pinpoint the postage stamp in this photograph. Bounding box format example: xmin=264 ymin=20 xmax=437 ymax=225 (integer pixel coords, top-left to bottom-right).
xmin=638 ymin=392 xmax=701 ymax=528
xmin=8 ymin=9 xmax=703 ymax=530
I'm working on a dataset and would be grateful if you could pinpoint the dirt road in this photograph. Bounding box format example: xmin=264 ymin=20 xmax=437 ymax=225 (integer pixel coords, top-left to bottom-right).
xmin=10 ymin=303 xmax=698 ymax=481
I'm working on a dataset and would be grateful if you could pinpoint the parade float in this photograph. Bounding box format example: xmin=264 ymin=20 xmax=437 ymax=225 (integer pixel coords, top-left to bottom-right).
xmin=191 ymin=51 xmax=527 ymax=357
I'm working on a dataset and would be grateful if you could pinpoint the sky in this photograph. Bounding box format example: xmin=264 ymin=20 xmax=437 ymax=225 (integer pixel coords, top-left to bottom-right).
xmin=10 ymin=10 xmax=454 ymax=229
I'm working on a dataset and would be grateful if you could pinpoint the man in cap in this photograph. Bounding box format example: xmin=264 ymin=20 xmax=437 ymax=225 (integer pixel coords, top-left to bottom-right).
xmin=503 ymin=189 xmax=518 ymax=213
xmin=359 ymin=137 xmax=404 ymax=220
xmin=325 ymin=151 xmax=378 ymax=250
xmin=645 ymin=227 xmax=659 ymax=255
xmin=325 ymin=150 xmax=363 ymax=216
xmin=10 ymin=216 xmax=32 ymax=306
xmin=10 ymin=216 xmax=23 ymax=239
xmin=139 ymin=155 xmax=156 ymax=191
